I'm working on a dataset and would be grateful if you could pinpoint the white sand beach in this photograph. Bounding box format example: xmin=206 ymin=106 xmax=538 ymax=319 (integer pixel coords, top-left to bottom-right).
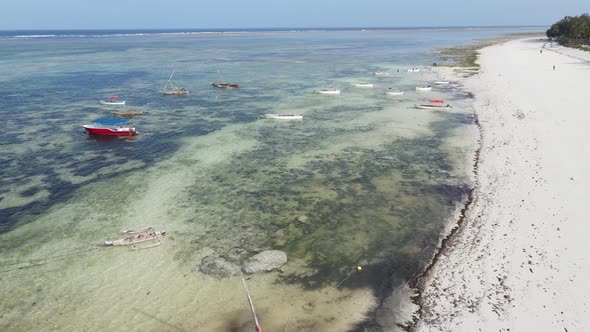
xmin=415 ymin=38 xmax=590 ymax=331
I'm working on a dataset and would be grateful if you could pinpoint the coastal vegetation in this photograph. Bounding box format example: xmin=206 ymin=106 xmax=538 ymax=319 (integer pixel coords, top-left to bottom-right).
xmin=546 ymin=13 xmax=590 ymax=47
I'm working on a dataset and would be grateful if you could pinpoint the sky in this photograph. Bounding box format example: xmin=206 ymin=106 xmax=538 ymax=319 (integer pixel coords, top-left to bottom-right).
xmin=0 ymin=0 xmax=588 ymax=30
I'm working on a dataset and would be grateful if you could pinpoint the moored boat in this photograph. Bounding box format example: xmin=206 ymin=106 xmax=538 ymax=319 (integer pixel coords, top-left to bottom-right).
xmin=111 ymin=109 xmax=143 ymax=117
xmin=82 ymin=118 xmax=138 ymax=136
xmin=105 ymin=227 xmax=166 ymax=247
xmin=434 ymin=81 xmax=450 ymax=85
xmin=385 ymin=89 xmax=404 ymax=96
xmin=414 ymin=104 xmax=452 ymax=110
xmin=374 ymin=71 xmax=391 ymax=76
xmin=352 ymin=83 xmax=374 ymax=88
xmin=212 ymin=82 xmax=239 ymax=88
xmin=416 ymin=86 xmax=432 ymax=91
xmin=265 ymin=113 xmax=303 ymax=120
xmin=314 ymin=86 xmax=341 ymax=95
xmin=163 ymin=70 xmax=189 ymax=95
xmin=408 ymin=68 xmax=420 ymax=72
xmin=99 ymin=96 xmax=125 ymax=106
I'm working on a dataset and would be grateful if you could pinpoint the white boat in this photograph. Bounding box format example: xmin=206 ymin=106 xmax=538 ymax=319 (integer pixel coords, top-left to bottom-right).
xmin=414 ymin=104 xmax=452 ymax=110
xmin=374 ymin=71 xmax=391 ymax=76
xmin=352 ymin=83 xmax=374 ymax=88
xmin=385 ymin=90 xmax=404 ymax=96
xmin=265 ymin=114 xmax=303 ymax=120
xmin=99 ymin=96 xmax=126 ymax=106
xmin=416 ymin=86 xmax=432 ymax=92
xmin=314 ymin=86 xmax=341 ymax=95
xmin=434 ymin=81 xmax=450 ymax=85
xmin=408 ymin=68 xmax=420 ymax=72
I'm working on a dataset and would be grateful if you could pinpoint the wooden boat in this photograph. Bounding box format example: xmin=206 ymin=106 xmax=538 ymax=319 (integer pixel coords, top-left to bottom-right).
xmin=163 ymin=70 xmax=189 ymax=95
xmin=416 ymin=86 xmax=432 ymax=92
xmin=314 ymin=86 xmax=341 ymax=95
xmin=212 ymin=82 xmax=239 ymax=88
xmin=385 ymin=89 xmax=404 ymax=96
xmin=111 ymin=109 xmax=143 ymax=117
xmin=353 ymin=83 xmax=374 ymax=88
xmin=265 ymin=113 xmax=303 ymax=120
xmin=105 ymin=227 xmax=166 ymax=247
xmin=99 ymin=96 xmax=125 ymax=106
xmin=414 ymin=104 xmax=452 ymax=110
xmin=82 ymin=118 xmax=138 ymax=136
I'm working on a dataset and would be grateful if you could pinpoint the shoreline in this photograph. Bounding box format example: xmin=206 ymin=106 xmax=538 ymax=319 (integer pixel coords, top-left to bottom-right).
xmin=409 ymin=37 xmax=590 ymax=331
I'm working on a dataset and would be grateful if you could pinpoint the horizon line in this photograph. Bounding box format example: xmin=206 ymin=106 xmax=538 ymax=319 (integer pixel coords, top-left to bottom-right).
xmin=0 ymin=25 xmax=548 ymax=32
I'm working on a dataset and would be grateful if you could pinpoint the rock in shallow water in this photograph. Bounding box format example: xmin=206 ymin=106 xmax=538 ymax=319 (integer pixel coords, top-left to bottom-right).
xmin=200 ymin=255 xmax=241 ymax=278
xmin=242 ymin=250 xmax=287 ymax=274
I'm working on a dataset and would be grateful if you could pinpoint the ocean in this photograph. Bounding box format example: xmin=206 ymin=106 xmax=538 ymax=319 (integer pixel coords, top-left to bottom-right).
xmin=0 ymin=27 xmax=540 ymax=331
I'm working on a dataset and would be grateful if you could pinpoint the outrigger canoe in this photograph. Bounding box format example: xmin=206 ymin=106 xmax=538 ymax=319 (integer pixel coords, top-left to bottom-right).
xmin=105 ymin=226 xmax=166 ymax=246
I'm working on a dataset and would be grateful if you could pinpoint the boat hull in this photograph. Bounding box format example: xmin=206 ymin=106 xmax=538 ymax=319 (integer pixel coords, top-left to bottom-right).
xmin=163 ymin=90 xmax=189 ymax=95
xmin=83 ymin=125 xmax=137 ymax=136
xmin=99 ymin=101 xmax=126 ymax=106
xmin=314 ymin=90 xmax=341 ymax=95
xmin=414 ymin=104 xmax=452 ymax=110
xmin=212 ymin=83 xmax=239 ymax=88
xmin=415 ymin=87 xmax=432 ymax=91
xmin=265 ymin=114 xmax=303 ymax=120
xmin=385 ymin=91 xmax=404 ymax=96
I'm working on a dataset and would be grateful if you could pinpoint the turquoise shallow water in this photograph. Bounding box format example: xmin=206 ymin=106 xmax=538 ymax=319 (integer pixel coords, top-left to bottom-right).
xmin=0 ymin=28 xmax=538 ymax=331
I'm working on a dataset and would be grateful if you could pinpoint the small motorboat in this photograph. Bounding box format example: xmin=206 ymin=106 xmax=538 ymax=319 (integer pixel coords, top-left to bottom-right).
xmin=374 ymin=71 xmax=391 ymax=76
xmin=212 ymin=82 xmax=239 ymax=88
xmin=99 ymin=95 xmax=126 ymax=106
xmin=352 ymin=83 xmax=374 ymax=88
xmin=82 ymin=118 xmax=138 ymax=136
xmin=314 ymin=86 xmax=341 ymax=95
xmin=111 ymin=109 xmax=143 ymax=117
xmin=414 ymin=104 xmax=452 ymax=110
xmin=385 ymin=89 xmax=404 ymax=96
xmin=416 ymin=86 xmax=432 ymax=92
xmin=265 ymin=114 xmax=303 ymax=120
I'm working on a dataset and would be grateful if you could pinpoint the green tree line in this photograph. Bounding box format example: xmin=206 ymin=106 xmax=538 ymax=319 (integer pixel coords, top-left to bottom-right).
xmin=546 ymin=13 xmax=590 ymax=45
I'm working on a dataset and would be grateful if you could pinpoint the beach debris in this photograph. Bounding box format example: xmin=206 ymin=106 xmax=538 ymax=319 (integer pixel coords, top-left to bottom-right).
xmin=199 ymin=255 xmax=241 ymax=278
xmin=242 ymin=250 xmax=287 ymax=274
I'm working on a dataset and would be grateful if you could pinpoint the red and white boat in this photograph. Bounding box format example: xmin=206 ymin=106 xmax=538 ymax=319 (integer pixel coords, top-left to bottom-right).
xmin=82 ymin=118 xmax=138 ymax=136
